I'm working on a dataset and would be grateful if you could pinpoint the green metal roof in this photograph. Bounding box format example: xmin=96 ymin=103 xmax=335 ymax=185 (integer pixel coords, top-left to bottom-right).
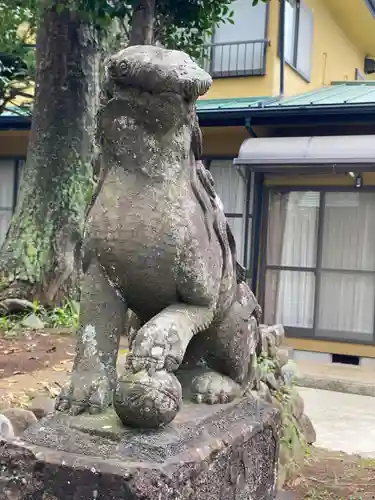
xmin=268 ymin=82 xmax=375 ymax=108
xmin=196 ymin=96 xmax=273 ymax=111
xmin=1 ymin=106 xmax=32 ymax=117
xmin=196 ymin=82 xmax=375 ymax=115
xmin=2 ymin=82 xmax=375 ymax=131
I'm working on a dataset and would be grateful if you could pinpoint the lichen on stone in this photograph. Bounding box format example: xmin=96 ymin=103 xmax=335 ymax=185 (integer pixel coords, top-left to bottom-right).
xmin=253 ymin=324 xmax=316 ymax=489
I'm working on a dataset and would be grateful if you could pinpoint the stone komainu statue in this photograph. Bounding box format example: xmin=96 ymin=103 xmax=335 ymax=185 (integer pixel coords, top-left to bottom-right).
xmin=56 ymin=45 xmax=262 ymax=428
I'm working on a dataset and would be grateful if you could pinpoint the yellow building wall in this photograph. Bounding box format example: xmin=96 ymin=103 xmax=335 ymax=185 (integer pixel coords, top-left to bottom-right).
xmin=202 ymin=76 xmax=272 ymax=100
xmin=272 ymin=0 xmax=365 ymax=96
xmin=202 ymin=127 xmax=249 ymax=157
xmin=264 ymin=172 xmax=375 ymax=187
xmin=0 ymin=131 xmax=29 ymax=157
xmin=202 ymin=0 xmax=370 ymax=101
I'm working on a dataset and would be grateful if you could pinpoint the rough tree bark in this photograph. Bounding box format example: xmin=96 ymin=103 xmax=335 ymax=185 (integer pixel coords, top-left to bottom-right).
xmin=0 ymin=1 xmax=101 ymax=308
xmin=129 ymin=0 xmax=156 ymax=45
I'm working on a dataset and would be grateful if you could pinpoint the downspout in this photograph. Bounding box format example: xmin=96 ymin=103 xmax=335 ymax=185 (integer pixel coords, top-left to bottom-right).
xmin=279 ymin=0 xmax=286 ymax=97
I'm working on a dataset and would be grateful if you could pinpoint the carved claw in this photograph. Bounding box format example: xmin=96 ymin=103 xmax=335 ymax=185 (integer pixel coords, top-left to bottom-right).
xmin=191 ymin=391 xmax=231 ymax=405
xmin=127 ymin=321 xmax=185 ymax=375
xmin=55 ymin=371 xmax=114 ymax=416
xmin=190 ymin=370 xmax=241 ymax=405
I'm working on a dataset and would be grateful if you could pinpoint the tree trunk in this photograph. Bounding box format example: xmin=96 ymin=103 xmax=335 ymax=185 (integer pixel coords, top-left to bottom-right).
xmin=0 ymin=1 xmax=101 ymax=307
xmin=129 ymin=0 xmax=156 ymax=45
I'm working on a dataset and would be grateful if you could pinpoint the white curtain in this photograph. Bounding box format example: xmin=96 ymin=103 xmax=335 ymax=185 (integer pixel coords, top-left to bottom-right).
xmin=318 ymin=192 xmax=375 ymax=338
xmin=209 ymin=161 xmax=247 ymax=214
xmin=0 ymin=161 xmax=15 ymax=247
xmin=227 ymin=217 xmax=246 ymax=266
xmin=265 ymin=191 xmax=319 ymax=328
xmin=210 ymin=161 xmax=248 ymax=266
xmin=265 ymin=190 xmax=375 ymax=340
xmin=0 ymin=161 xmax=15 ymax=209
xmin=0 ymin=212 xmax=11 ymax=248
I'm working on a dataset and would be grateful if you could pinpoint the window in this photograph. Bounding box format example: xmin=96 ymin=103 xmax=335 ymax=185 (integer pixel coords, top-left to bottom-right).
xmin=206 ymin=0 xmax=268 ymax=76
xmin=209 ymin=160 xmax=253 ymax=271
xmin=283 ymin=0 xmax=314 ymax=81
xmin=264 ymin=190 xmax=375 ymax=344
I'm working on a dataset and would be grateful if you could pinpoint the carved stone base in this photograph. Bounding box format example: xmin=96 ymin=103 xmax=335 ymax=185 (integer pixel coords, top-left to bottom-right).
xmin=0 ymin=397 xmax=281 ymax=500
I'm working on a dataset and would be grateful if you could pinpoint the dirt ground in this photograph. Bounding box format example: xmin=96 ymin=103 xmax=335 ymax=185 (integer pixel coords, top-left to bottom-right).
xmin=1 ymin=330 xmax=375 ymax=498
xmin=0 ymin=328 xmax=75 ymax=378
xmin=285 ymin=447 xmax=375 ymax=499
xmin=0 ymin=329 xmax=128 ymax=409
xmin=0 ymin=328 xmax=76 ymax=409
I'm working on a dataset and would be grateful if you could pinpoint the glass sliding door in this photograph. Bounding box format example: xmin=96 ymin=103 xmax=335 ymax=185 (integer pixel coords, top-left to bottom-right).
xmin=317 ymin=192 xmax=375 ymax=342
xmin=264 ymin=191 xmax=319 ymax=335
xmin=264 ymin=189 xmax=375 ymax=344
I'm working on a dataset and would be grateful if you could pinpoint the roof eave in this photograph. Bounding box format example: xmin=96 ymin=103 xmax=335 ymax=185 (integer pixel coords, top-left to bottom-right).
xmin=198 ymin=103 xmax=375 ymax=127
xmin=231 ymin=163 xmax=375 ymax=175
xmin=0 ymin=116 xmax=31 ymax=131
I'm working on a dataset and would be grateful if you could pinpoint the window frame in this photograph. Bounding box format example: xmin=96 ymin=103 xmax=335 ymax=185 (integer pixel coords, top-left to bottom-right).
xmin=280 ymin=0 xmax=314 ymax=83
xmin=260 ymin=185 xmax=375 ymax=345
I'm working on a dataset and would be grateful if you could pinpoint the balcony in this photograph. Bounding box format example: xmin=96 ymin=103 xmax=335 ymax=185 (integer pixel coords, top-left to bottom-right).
xmin=200 ymin=39 xmax=269 ymax=78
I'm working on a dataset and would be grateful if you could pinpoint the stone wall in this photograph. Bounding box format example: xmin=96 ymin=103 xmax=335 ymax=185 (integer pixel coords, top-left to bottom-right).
xmin=253 ymin=324 xmax=316 ymax=489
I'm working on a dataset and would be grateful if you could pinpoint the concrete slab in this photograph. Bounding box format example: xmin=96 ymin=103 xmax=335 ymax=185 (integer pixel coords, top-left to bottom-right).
xmin=294 ymin=360 xmax=375 ymax=397
xmin=299 ymin=387 xmax=375 ymax=458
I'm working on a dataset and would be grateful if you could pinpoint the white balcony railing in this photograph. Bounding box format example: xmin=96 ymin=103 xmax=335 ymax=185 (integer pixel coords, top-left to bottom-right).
xmin=200 ymin=39 xmax=269 ymax=78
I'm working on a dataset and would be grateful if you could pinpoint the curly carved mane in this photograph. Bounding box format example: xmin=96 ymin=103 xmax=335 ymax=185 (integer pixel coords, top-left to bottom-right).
xmin=189 ymin=112 xmax=244 ymax=284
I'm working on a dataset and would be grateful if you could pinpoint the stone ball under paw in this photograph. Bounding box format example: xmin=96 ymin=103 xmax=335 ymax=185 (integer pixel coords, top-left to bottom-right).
xmin=113 ymin=369 xmax=182 ymax=429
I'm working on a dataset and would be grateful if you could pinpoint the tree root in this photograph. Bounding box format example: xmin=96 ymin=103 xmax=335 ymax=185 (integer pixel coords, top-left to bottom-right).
xmin=0 ymin=280 xmax=39 ymax=314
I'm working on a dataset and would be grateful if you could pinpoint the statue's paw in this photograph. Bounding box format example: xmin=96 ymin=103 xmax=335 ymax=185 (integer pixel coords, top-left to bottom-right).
xmin=190 ymin=370 xmax=242 ymax=405
xmin=127 ymin=322 xmax=184 ymax=374
xmin=55 ymin=371 xmax=113 ymax=416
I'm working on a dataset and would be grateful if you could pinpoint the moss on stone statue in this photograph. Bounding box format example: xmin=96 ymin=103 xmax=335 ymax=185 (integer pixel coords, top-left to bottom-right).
xmin=276 ymin=388 xmax=309 ymax=489
xmin=255 ymin=324 xmax=316 ymax=490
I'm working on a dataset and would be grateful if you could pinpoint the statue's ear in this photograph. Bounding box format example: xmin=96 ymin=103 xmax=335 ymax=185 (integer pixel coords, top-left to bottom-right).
xmin=191 ymin=111 xmax=203 ymax=160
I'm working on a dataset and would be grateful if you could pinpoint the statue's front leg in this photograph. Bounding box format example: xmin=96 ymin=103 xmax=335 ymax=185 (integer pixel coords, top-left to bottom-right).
xmin=126 ymin=304 xmax=214 ymax=374
xmin=56 ymin=257 xmax=127 ymax=416
xmin=114 ymin=304 xmax=213 ymax=428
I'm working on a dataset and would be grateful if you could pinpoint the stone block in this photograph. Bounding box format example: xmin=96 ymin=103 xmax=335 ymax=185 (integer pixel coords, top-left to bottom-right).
xmin=0 ymin=397 xmax=281 ymax=500
xmin=1 ymin=408 xmax=37 ymax=436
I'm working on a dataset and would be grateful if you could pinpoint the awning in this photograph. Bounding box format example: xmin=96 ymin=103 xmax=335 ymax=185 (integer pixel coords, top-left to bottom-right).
xmin=234 ymin=134 xmax=375 ymax=173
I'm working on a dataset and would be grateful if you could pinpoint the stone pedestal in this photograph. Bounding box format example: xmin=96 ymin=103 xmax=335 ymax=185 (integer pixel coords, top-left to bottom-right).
xmin=0 ymin=396 xmax=281 ymax=500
